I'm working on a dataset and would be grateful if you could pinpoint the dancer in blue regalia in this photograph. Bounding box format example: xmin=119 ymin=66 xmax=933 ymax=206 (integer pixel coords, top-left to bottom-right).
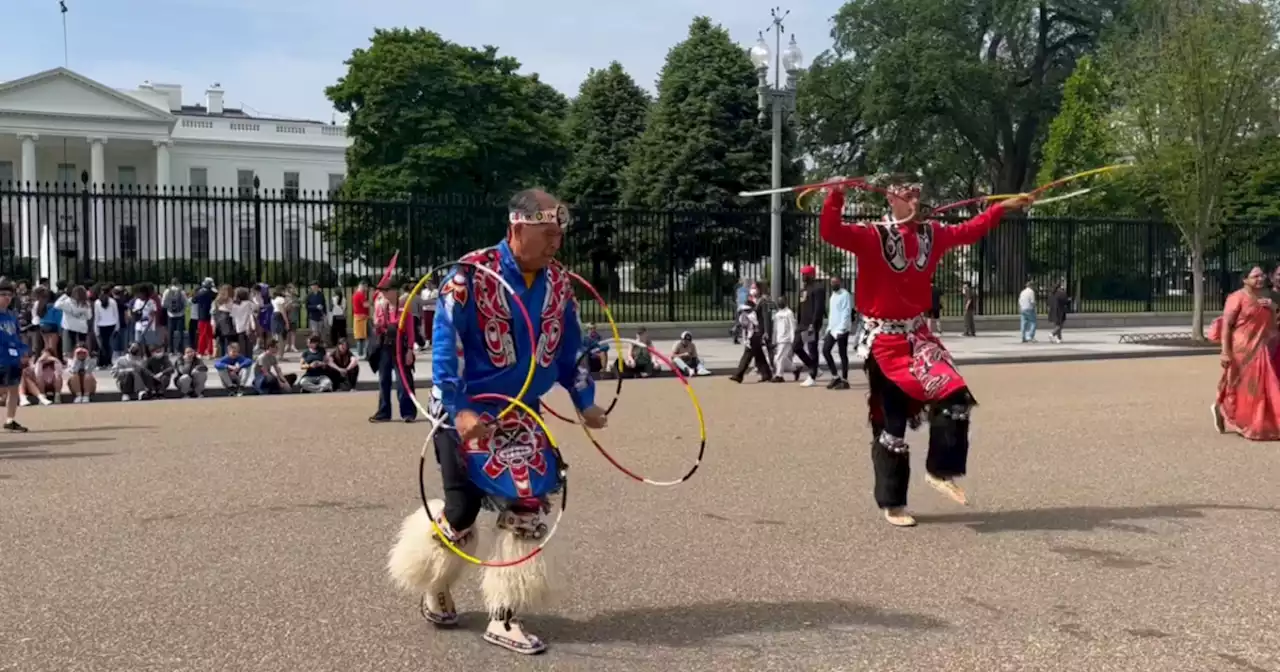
xmin=387 ymin=188 xmax=607 ymax=655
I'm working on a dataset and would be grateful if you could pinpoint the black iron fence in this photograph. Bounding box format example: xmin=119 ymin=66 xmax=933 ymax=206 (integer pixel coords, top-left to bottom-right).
xmin=1 ymin=175 xmax=1276 ymax=323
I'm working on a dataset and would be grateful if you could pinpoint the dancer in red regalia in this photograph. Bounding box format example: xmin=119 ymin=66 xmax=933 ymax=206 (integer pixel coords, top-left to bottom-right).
xmin=819 ymin=179 xmax=1032 ymax=527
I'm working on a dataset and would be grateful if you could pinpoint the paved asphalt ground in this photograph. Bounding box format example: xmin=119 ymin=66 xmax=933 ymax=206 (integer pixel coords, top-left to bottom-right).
xmin=1 ymin=357 xmax=1278 ymax=672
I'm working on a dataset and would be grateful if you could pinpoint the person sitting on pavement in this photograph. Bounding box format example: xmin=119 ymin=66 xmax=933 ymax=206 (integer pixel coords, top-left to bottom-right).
xmin=671 ymin=331 xmax=711 ymax=377
xmin=253 ymin=338 xmax=296 ymax=395
xmin=141 ymin=345 xmax=175 ymax=399
xmin=112 ymin=343 xmax=147 ymax=402
xmin=174 ymin=347 xmax=209 ymax=398
xmin=214 ymin=342 xmax=254 ymax=396
xmin=327 ymin=338 xmax=360 ymax=391
xmin=297 ymin=336 xmax=334 ymax=393
xmin=579 ymin=322 xmax=610 ymax=374
xmin=66 ymin=345 xmax=96 ymax=403
xmin=24 ymin=346 xmax=62 ymax=406
xmin=618 ymin=327 xmax=656 ymax=378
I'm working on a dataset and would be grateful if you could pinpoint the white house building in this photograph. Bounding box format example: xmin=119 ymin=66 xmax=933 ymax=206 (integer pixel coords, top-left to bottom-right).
xmin=0 ymin=67 xmax=351 ymax=281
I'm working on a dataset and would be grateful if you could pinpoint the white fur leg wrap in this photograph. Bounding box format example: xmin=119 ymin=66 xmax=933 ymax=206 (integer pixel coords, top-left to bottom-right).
xmin=386 ymin=504 xmax=476 ymax=596
xmin=480 ymin=528 xmax=554 ymax=619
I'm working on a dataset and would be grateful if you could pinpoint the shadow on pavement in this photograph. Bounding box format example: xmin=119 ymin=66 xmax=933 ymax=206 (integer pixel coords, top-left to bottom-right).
xmin=0 ymin=451 xmax=114 ymax=461
xmin=0 ymin=437 xmax=114 ymax=450
xmin=516 ymin=599 xmax=947 ymax=646
xmin=913 ymin=503 xmax=1280 ymax=534
xmin=27 ymin=425 xmax=156 ymax=434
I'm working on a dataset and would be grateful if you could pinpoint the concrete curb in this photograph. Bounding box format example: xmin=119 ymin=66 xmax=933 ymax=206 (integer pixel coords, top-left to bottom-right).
xmin=39 ymin=347 xmax=1211 ymax=406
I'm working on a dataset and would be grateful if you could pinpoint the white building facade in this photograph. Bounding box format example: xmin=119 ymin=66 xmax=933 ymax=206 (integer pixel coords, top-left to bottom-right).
xmin=0 ymin=67 xmax=351 ymax=281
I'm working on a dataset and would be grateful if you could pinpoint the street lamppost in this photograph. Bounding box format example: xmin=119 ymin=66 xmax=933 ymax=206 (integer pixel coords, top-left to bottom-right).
xmin=751 ymin=8 xmax=802 ymax=302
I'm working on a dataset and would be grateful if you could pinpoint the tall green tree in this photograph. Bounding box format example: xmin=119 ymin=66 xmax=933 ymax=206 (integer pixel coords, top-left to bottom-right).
xmin=325 ymin=28 xmax=570 ymax=268
xmin=797 ymin=0 xmax=1126 ymax=289
xmin=558 ymin=63 xmax=650 ymax=291
xmin=1110 ymin=0 xmax=1280 ymax=338
xmin=621 ymin=16 xmax=802 ymax=297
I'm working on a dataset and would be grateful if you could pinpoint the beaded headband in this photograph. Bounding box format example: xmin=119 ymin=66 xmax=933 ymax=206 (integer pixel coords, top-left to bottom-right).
xmin=509 ymin=204 xmax=571 ymax=229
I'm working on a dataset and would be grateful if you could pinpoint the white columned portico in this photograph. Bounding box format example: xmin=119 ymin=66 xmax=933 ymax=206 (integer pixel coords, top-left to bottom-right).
xmin=89 ymin=137 xmax=107 ymax=260
xmin=154 ymin=139 xmax=172 ymax=259
xmin=17 ymin=133 xmax=37 ymax=261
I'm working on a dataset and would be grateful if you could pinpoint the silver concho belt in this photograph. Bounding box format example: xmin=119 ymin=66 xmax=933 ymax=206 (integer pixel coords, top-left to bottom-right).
xmin=855 ymin=314 xmax=926 ymax=357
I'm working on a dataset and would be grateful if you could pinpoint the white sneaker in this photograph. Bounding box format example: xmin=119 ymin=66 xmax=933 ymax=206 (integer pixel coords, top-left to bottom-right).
xmin=800 ymin=376 xmax=816 ymax=388
xmin=19 ymin=396 xmax=31 ymax=407
xmin=121 ymin=394 xmax=131 ymax=402
xmin=483 ymin=617 xmax=547 ymax=654
xmin=37 ymin=396 xmax=51 ymax=406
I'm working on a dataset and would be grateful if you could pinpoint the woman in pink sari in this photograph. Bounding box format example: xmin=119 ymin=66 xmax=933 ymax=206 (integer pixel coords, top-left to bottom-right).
xmin=1211 ymin=266 xmax=1280 ymax=440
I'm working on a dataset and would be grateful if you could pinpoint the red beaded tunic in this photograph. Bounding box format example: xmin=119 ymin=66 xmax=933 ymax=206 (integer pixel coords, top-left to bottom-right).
xmin=819 ymin=188 xmax=1008 ymax=402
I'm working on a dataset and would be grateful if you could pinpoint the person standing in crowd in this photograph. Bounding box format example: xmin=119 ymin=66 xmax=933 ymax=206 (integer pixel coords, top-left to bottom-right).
xmin=270 ymin=288 xmax=290 ymax=354
xmin=212 ymin=284 xmax=234 ymax=356
xmin=230 ymin=287 xmax=258 ymax=356
xmin=130 ymin=284 xmax=157 ymax=348
xmin=328 ymin=290 xmax=347 ymax=346
xmin=192 ymin=278 xmax=217 ymax=357
xmin=1211 ymin=266 xmax=1280 ymax=440
xmin=66 ymin=345 xmax=96 ymax=403
xmin=93 ymin=285 xmax=119 ymax=367
xmin=730 ymin=283 xmax=775 ymax=384
xmin=961 ymin=281 xmax=977 ymax=337
xmin=1048 ymin=280 xmax=1071 ymax=343
xmin=298 ymin=335 xmax=334 ymax=393
xmin=369 ymin=279 xmax=416 ymax=423
xmin=0 ymin=279 xmax=30 ymax=432
xmin=255 ymin=283 xmax=273 ymax=353
xmin=796 ymin=265 xmax=827 ymax=388
xmin=420 ymin=279 xmax=438 ymax=349
xmin=174 ymin=347 xmax=208 ymax=398
xmin=403 ymin=282 xmax=426 ymax=351
xmin=284 ymin=283 xmax=301 ymax=355
xmin=1018 ymin=279 xmax=1037 ymax=343
xmin=671 ymin=331 xmax=712 ymax=377
xmin=54 ymin=285 xmax=91 ymax=352
xmin=14 ymin=280 xmax=34 ymax=357
xmin=161 ymin=278 xmax=188 ymax=353
xmin=35 ymin=286 xmax=61 ymax=357
xmin=112 ymin=285 xmax=131 ymax=355
xmin=351 ymin=279 xmax=371 ymax=357
xmin=327 ymin=338 xmax=360 ymax=390
xmin=822 ymin=276 xmax=853 ymax=390
xmin=772 ymin=296 xmax=797 ymax=381
xmin=928 ymin=283 xmax=943 ymax=335
xmin=214 ymin=342 xmax=253 ymax=397
xmin=305 ymin=282 xmax=326 ymax=344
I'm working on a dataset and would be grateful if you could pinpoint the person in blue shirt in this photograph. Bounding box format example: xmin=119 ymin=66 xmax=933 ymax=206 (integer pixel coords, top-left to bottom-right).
xmin=0 ymin=278 xmax=30 ymax=432
xmin=388 ymin=188 xmax=606 ymax=655
xmin=213 ymin=342 xmax=254 ymax=396
xmin=823 ymin=276 xmax=854 ymax=389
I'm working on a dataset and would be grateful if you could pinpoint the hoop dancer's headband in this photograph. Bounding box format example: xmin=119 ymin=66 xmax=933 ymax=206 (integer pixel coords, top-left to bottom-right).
xmin=509 ymin=205 xmax=572 ymax=230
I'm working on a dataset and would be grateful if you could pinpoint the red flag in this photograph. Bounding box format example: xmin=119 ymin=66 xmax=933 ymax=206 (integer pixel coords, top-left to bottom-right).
xmin=377 ymin=251 xmax=399 ymax=290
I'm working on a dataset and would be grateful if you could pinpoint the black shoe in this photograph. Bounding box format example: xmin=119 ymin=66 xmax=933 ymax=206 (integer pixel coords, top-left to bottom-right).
xmin=771 ymin=376 xmax=785 ymax=383
xmin=403 ymin=417 xmax=417 ymax=424
xmin=369 ymin=416 xmax=390 ymax=423
xmin=728 ymin=375 xmax=743 ymax=384
xmin=4 ymin=420 xmax=28 ymax=432
xmin=826 ymin=378 xmax=839 ymax=389
xmin=792 ymin=371 xmax=801 ymax=381
xmin=836 ymin=379 xmax=851 ymax=390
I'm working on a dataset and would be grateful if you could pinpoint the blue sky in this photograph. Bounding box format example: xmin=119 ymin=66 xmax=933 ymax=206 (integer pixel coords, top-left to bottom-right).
xmin=2 ymin=0 xmax=845 ymax=122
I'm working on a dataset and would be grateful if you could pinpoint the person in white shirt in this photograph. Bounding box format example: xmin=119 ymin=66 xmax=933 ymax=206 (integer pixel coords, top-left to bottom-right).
xmin=822 ymin=277 xmax=853 ymax=389
xmin=1018 ymin=280 xmax=1037 ymax=343
xmin=420 ymin=281 xmax=439 ymax=349
xmin=772 ymin=296 xmax=797 ymax=381
xmin=92 ymin=288 xmax=119 ymax=367
xmin=130 ymin=284 xmax=158 ymax=348
xmin=55 ymin=285 xmax=93 ymax=352
xmin=230 ymin=287 xmax=259 ymax=355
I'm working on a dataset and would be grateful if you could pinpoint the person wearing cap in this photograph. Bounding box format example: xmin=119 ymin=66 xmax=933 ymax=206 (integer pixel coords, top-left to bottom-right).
xmin=0 ymin=278 xmax=30 ymax=431
xmin=819 ymin=176 xmax=1033 ymax=527
xmin=388 ymin=188 xmax=607 ymax=655
xmin=192 ymin=278 xmax=218 ymax=357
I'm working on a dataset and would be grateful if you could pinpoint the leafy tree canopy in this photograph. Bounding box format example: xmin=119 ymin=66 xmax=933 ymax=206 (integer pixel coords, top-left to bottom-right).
xmin=324 ymin=28 xmax=569 ymax=265
xmin=559 ymin=62 xmax=650 ymax=206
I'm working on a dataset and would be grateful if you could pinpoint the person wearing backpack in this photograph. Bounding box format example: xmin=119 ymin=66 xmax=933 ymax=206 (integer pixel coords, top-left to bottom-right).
xmin=161 ymin=278 xmax=188 ymax=353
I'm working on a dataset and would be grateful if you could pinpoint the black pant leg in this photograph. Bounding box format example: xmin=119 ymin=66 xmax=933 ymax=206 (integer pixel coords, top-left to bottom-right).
xmin=926 ymin=389 xmax=974 ymax=479
xmin=749 ymin=335 xmax=772 ymax=378
xmin=733 ymin=347 xmax=754 ymax=378
xmin=822 ymin=333 xmax=838 ymax=377
xmin=837 ymin=333 xmax=850 ymax=379
xmin=433 ymin=427 xmax=485 ymax=531
xmin=866 ymin=356 xmax=913 ymax=508
xmin=792 ymin=328 xmax=816 ymax=372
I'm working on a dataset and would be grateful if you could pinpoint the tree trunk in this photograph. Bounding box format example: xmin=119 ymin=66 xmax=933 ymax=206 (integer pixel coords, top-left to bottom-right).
xmin=1190 ymin=243 xmax=1205 ymax=342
